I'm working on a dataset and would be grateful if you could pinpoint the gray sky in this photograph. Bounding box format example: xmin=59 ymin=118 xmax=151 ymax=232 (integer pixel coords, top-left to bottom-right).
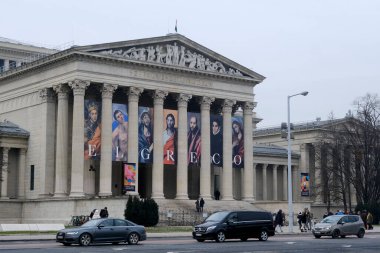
xmin=3 ymin=0 xmax=379 ymax=127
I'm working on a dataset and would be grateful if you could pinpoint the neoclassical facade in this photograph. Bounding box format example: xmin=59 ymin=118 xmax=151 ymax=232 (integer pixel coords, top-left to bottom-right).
xmin=0 ymin=34 xmax=341 ymax=223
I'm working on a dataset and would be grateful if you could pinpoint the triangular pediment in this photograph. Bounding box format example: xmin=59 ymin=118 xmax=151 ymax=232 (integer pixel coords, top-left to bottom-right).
xmin=75 ymin=34 xmax=265 ymax=81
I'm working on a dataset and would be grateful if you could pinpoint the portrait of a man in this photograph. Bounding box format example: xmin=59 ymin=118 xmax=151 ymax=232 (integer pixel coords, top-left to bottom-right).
xmin=138 ymin=107 xmax=154 ymax=163
xmin=210 ymin=115 xmax=223 ymax=166
xmin=187 ymin=113 xmax=201 ymax=165
xmin=163 ymin=110 xmax=177 ymax=165
xmin=84 ymin=100 xmax=101 ymax=160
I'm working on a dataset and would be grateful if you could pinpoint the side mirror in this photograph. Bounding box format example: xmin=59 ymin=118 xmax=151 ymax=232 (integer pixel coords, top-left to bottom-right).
xmin=97 ymin=225 xmax=105 ymax=229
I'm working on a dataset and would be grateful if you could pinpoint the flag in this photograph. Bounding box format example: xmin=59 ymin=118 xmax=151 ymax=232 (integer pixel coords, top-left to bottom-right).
xmin=175 ymin=20 xmax=177 ymax=33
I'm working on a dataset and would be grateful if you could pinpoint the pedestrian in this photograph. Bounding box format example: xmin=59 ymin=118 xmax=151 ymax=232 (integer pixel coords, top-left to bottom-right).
xmin=367 ymin=211 xmax=373 ymax=230
xmin=361 ymin=210 xmax=368 ymax=229
xmin=275 ymin=209 xmax=284 ymax=232
xmin=297 ymin=211 xmax=303 ymax=231
xmin=100 ymin=207 xmax=109 ymax=218
xmin=195 ymin=199 xmax=200 ymax=212
xmin=90 ymin=209 xmax=96 ymax=219
xmin=301 ymin=209 xmax=307 ymax=232
xmin=200 ymin=198 xmax=205 ymax=212
xmin=214 ymin=189 xmax=220 ymax=200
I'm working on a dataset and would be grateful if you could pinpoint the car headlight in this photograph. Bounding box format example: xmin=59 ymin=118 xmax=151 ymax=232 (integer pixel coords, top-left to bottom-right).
xmin=323 ymin=226 xmax=331 ymax=231
xmin=206 ymin=226 xmax=216 ymax=232
xmin=66 ymin=231 xmax=79 ymax=235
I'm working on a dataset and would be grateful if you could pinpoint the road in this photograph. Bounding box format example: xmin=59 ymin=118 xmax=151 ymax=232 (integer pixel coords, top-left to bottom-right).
xmin=1 ymin=234 xmax=380 ymax=253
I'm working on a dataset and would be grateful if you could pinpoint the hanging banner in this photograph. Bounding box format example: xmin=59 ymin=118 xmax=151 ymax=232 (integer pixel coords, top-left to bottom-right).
xmin=84 ymin=100 xmax=102 ymax=160
xmin=112 ymin=103 xmax=128 ymax=161
xmin=210 ymin=114 xmax=223 ymax=166
xmin=163 ymin=109 xmax=178 ymax=165
xmin=138 ymin=107 xmax=154 ymax=164
xmin=232 ymin=116 xmax=244 ymax=168
xmin=301 ymin=172 xmax=310 ymax=196
xmin=187 ymin=112 xmax=201 ymax=165
xmin=123 ymin=163 xmax=136 ymax=192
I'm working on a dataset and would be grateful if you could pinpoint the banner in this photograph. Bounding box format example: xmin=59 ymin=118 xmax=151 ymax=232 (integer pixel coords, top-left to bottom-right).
xmin=123 ymin=163 xmax=136 ymax=192
xmin=163 ymin=109 xmax=178 ymax=165
xmin=301 ymin=173 xmax=310 ymax=196
xmin=84 ymin=100 xmax=101 ymax=160
xmin=210 ymin=114 xmax=223 ymax=166
xmin=187 ymin=112 xmax=201 ymax=165
xmin=232 ymin=116 xmax=244 ymax=168
xmin=112 ymin=104 xmax=128 ymax=161
xmin=138 ymin=107 xmax=154 ymax=163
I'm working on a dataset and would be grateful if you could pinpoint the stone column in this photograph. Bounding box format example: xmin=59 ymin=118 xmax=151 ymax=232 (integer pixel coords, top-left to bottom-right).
xmin=151 ymin=90 xmax=168 ymax=199
xmin=17 ymin=148 xmax=27 ymax=199
xmin=53 ymin=84 xmax=70 ymax=197
xmin=283 ymin=165 xmax=288 ymax=200
xmin=253 ymin=163 xmax=257 ymax=200
xmin=127 ymin=87 xmax=144 ymax=195
xmin=1 ymin=147 xmax=10 ymax=199
xmin=199 ymin=96 xmax=214 ymax=200
xmin=262 ymin=163 xmax=268 ymax=200
xmin=38 ymin=88 xmax=56 ymax=197
xmin=4 ymin=59 xmax=9 ymax=71
xmin=273 ymin=164 xmax=278 ymax=201
xmin=99 ymin=83 xmax=118 ymax=197
xmin=69 ymin=79 xmax=90 ymax=197
xmin=175 ymin=93 xmax=192 ymax=200
xmin=242 ymin=102 xmax=254 ymax=201
xmin=221 ymin=99 xmax=235 ymax=200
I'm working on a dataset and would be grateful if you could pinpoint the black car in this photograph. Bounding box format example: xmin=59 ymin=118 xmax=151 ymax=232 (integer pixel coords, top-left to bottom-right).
xmin=56 ymin=218 xmax=146 ymax=246
xmin=193 ymin=211 xmax=275 ymax=242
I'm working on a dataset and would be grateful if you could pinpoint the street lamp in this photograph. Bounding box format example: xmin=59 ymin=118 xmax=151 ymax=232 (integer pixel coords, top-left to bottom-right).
xmin=287 ymin=91 xmax=308 ymax=233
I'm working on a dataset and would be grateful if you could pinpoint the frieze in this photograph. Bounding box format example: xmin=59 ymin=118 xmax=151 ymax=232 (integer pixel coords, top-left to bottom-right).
xmin=97 ymin=42 xmax=245 ymax=77
xmin=0 ymin=92 xmax=41 ymax=114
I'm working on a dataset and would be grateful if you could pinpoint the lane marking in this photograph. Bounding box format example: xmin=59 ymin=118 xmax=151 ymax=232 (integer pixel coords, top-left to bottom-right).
xmin=342 ymin=245 xmax=352 ymax=248
xmin=286 ymin=242 xmax=296 ymax=244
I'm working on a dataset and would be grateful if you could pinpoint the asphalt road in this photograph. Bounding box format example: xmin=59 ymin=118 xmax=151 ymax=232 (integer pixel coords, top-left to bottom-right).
xmin=1 ymin=234 xmax=380 ymax=253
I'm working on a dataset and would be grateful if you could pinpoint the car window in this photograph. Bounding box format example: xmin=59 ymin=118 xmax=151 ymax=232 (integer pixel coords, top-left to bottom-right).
xmin=342 ymin=216 xmax=349 ymax=223
xmin=114 ymin=219 xmax=129 ymax=226
xmin=99 ymin=219 xmax=114 ymax=227
xmin=227 ymin=213 xmax=238 ymax=222
xmin=349 ymin=216 xmax=359 ymax=222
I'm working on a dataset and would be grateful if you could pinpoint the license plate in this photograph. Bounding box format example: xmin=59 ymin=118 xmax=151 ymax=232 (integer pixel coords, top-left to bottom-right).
xmin=196 ymin=233 xmax=202 ymax=237
xmin=57 ymin=235 xmax=63 ymax=239
xmin=314 ymin=232 xmax=320 ymax=234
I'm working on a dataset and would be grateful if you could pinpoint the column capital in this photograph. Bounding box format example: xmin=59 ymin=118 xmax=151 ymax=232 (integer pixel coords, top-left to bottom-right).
xmin=199 ymin=96 xmax=215 ymax=109
xmin=243 ymin=101 xmax=255 ymax=112
xmin=176 ymin=93 xmax=192 ymax=107
xmin=39 ymin=88 xmax=55 ymax=103
xmin=273 ymin=164 xmax=279 ymax=169
xmin=222 ymin=99 xmax=236 ymax=113
xmin=68 ymin=79 xmax=90 ymax=96
xmin=101 ymin=83 xmax=118 ymax=99
xmin=153 ymin=90 xmax=168 ymax=105
xmin=127 ymin=87 xmax=144 ymax=101
xmin=53 ymin=83 xmax=70 ymax=100
xmin=262 ymin=163 xmax=269 ymax=169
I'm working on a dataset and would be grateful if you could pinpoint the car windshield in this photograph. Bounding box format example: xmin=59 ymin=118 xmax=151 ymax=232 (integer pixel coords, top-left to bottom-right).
xmin=81 ymin=219 xmax=101 ymax=227
xmin=320 ymin=216 xmax=342 ymax=224
xmin=205 ymin=212 xmax=229 ymax=222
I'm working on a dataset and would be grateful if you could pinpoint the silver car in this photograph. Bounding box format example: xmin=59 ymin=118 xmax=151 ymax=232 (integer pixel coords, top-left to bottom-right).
xmin=312 ymin=215 xmax=365 ymax=239
xmin=56 ymin=218 xmax=147 ymax=246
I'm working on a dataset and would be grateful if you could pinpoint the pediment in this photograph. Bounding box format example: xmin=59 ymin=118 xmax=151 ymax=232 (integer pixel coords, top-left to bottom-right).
xmin=76 ymin=34 xmax=265 ymax=81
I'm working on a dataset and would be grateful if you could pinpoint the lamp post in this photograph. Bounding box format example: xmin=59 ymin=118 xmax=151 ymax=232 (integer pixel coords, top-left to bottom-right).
xmin=287 ymin=91 xmax=308 ymax=233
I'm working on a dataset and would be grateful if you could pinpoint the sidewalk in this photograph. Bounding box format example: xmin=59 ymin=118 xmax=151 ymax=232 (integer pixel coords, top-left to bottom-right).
xmin=0 ymin=226 xmax=379 ymax=242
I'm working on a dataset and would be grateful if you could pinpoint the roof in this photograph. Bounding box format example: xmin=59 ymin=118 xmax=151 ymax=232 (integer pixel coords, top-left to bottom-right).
xmin=0 ymin=120 xmax=29 ymax=138
xmin=253 ymin=144 xmax=299 ymax=158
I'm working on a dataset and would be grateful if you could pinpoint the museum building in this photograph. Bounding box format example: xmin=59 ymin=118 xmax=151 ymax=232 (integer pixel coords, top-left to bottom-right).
xmin=0 ymin=34 xmax=341 ymax=223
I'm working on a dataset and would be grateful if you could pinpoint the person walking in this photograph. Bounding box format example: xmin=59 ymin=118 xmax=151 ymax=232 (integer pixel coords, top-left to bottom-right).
xmin=214 ymin=189 xmax=220 ymax=200
xmin=195 ymin=199 xmax=200 ymax=212
xmin=199 ymin=198 xmax=205 ymax=212
xmin=275 ymin=209 xmax=284 ymax=232
xmin=100 ymin=207 xmax=109 ymax=218
xmin=367 ymin=211 xmax=374 ymax=230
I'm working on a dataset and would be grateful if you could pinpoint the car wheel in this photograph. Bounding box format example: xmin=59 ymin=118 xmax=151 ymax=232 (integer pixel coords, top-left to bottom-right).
xmin=259 ymin=230 xmax=268 ymax=241
xmin=128 ymin=232 xmax=140 ymax=245
xmin=332 ymin=229 xmax=340 ymax=239
xmin=79 ymin=233 xmax=92 ymax=246
xmin=240 ymin=237 xmax=248 ymax=241
xmin=196 ymin=239 xmax=205 ymax=242
xmin=62 ymin=243 xmax=71 ymax=246
xmin=215 ymin=231 xmax=226 ymax=242
xmin=314 ymin=235 xmax=321 ymax=239
xmin=357 ymin=229 xmax=365 ymax=238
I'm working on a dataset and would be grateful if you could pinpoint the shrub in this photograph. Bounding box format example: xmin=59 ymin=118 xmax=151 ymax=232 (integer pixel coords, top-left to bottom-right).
xmin=124 ymin=196 xmax=159 ymax=227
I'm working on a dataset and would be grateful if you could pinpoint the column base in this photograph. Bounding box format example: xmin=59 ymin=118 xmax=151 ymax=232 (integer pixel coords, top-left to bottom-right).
xmin=242 ymin=197 xmax=255 ymax=202
xmin=151 ymin=193 xmax=165 ymax=199
xmin=98 ymin=192 xmax=112 ymax=197
xmin=175 ymin=194 xmax=189 ymax=200
xmin=200 ymin=194 xmax=212 ymax=200
xmin=53 ymin=193 xmax=68 ymax=198
xmin=221 ymin=195 xmax=234 ymax=201
xmin=69 ymin=192 xmax=85 ymax=198
xmin=0 ymin=196 xmax=9 ymax=200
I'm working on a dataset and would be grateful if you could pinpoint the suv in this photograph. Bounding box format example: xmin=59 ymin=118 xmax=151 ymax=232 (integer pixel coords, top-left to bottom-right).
xmin=312 ymin=215 xmax=365 ymax=239
xmin=193 ymin=211 xmax=275 ymax=242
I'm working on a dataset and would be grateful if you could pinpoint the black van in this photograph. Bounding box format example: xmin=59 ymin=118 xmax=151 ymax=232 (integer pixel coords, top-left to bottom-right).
xmin=193 ymin=211 xmax=275 ymax=242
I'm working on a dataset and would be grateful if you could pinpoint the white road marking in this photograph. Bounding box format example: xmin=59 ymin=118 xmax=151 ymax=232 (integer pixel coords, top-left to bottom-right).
xmin=342 ymin=245 xmax=352 ymax=248
xmin=286 ymin=241 xmax=296 ymax=244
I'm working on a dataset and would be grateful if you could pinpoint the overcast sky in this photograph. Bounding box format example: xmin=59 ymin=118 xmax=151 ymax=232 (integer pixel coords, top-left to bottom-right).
xmin=3 ymin=0 xmax=379 ymax=127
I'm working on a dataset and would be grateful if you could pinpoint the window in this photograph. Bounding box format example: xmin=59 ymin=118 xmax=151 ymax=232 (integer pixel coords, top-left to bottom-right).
xmin=227 ymin=213 xmax=238 ymax=222
xmin=100 ymin=219 xmax=114 ymax=227
xmin=115 ymin=219 xmax=129 ymax=226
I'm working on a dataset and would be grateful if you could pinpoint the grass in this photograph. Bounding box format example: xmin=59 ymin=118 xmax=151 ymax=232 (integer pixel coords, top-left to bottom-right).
xmin=0 ymin=226 xmax=193 ymax=236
